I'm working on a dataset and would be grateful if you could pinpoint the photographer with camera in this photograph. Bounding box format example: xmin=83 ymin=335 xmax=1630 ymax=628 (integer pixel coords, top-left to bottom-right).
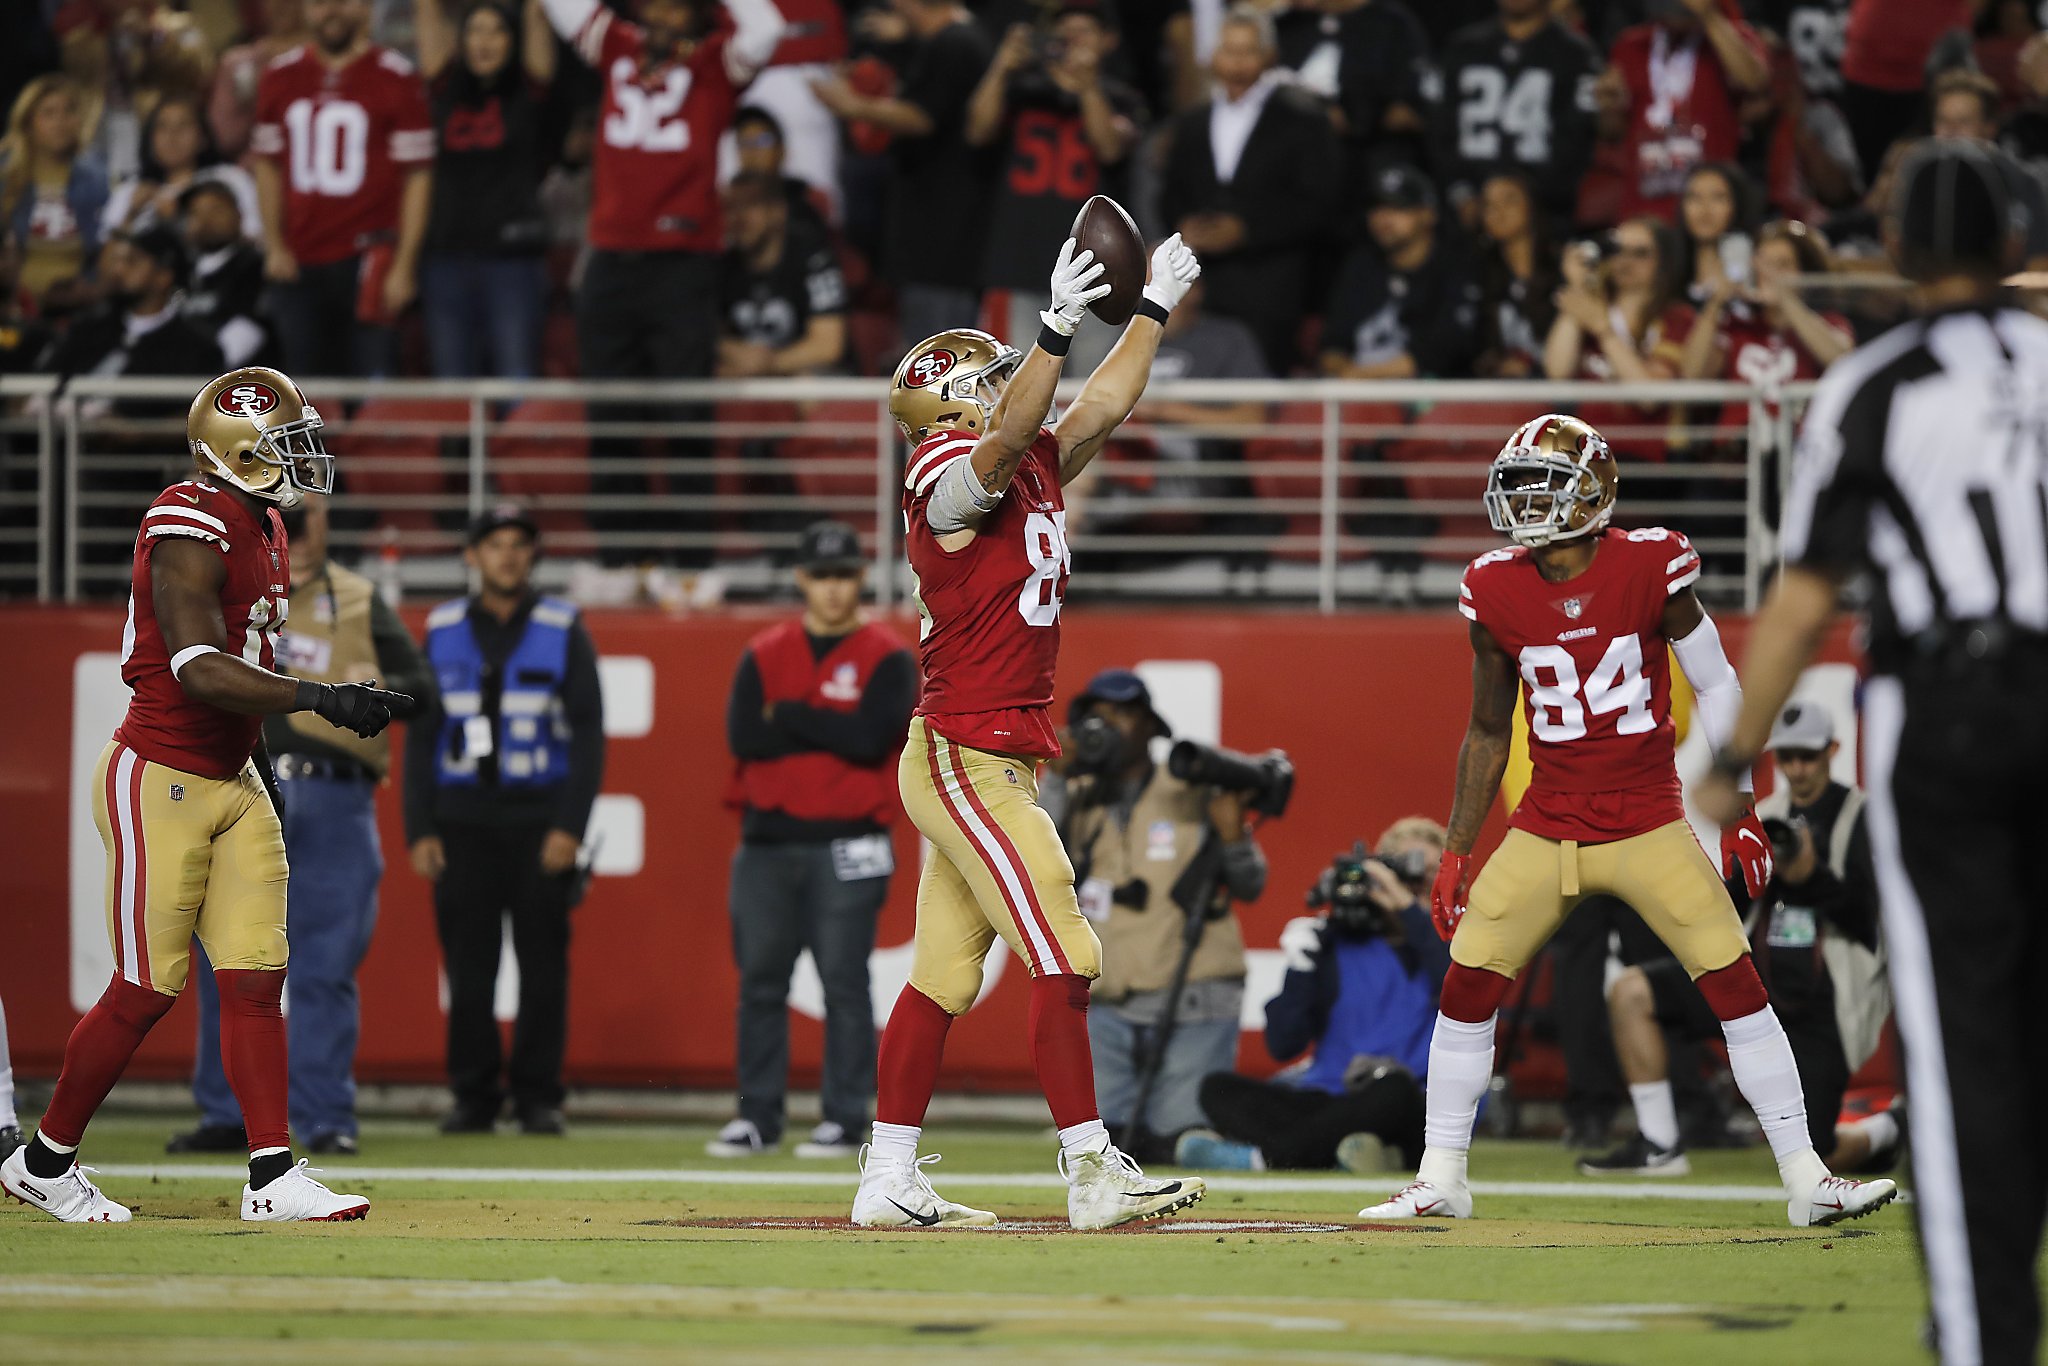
xmin=1176 ymin=819 xmax=1450 ymax=1173
xmin=1057 ymin=670 xmax=1276 ymax=1161
xmin=1582 ymin=702 xmax=1901 ymax=1178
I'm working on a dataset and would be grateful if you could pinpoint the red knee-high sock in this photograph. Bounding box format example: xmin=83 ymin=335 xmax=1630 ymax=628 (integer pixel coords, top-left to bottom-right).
xmin=38 ymin=976 xmax=176 ymax=1148
xmin=875 ymin=986 xmax=954 ymax=1128
xmin=215 ymin=968 xmax=290 ymax=1153
xmin=1028 ymin=975 xmax=1099 ymax=1130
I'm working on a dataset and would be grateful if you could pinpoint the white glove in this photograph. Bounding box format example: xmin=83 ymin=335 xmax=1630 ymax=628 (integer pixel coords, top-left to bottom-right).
xmin=1279 ymin=916 xmax=1325 ymax=974
xmin=1141 ymin=232 xmax=1202 ymax=314
xmin=1041 ymin=237 xmax=1109 ymax=337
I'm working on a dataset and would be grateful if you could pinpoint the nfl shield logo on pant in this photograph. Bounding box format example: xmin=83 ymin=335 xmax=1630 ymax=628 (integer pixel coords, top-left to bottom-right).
xmin=169 ymin=783 xmax=184 ymax=802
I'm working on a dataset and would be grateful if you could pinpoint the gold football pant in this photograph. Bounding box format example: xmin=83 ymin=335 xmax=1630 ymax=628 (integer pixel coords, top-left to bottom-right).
xmin=898 ymin=718 xmax=1101 ymax=1014
xmin=1452 ymin=821 xmax=1750 ymax=980
xmin=91 ymin=739 xmax=289 ymax=997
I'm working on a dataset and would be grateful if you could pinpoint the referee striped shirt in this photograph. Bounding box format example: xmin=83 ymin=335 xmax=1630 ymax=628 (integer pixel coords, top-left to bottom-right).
xmin=1782 ymin=304 xmax=2048 ymax=668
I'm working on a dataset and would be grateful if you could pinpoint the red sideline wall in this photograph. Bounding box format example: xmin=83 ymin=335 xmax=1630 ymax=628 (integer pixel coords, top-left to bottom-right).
xmin=0 ymin=606 xmax=1854 ymax=1094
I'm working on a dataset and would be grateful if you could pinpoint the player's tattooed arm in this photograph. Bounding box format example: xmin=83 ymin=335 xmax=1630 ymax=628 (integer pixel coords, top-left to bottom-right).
xmin=1445 ymin=621 xmax=1518 ymax=856
xmin=968 ymin=345 xmax=1067 ymax=503
xmin=152 ymin=536 xmax=303 ymax=714
xmin=1052 ymin=313 xmax=1168 ymax=485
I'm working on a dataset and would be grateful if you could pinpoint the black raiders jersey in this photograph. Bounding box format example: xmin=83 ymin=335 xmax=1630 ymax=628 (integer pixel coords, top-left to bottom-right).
xmin=1432 ymin=18 xmax=1600 ymax=217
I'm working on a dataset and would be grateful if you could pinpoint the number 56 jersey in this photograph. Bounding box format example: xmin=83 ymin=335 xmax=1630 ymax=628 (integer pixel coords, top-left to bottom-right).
xmin=114 ymin=481 xmax=291 ymax=780
xmin=1459 ymin=527 xmax=1703 ymax=844
xmin=903 ymin=429 xmax=1068 ymax=760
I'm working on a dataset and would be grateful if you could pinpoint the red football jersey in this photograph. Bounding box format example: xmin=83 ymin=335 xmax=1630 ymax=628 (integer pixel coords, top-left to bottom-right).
xmin=252 ymin=45 xmax=434 ymax=267
xmin=1459 ymin=527 xmax=1702 ymax=842
xmin=1609 ymin=7 xmax=1763 ymax=221
xmin=904 ymin=428 xmax=1067 ymax=759
xmin=113 ymin=481 xmax=291 ymax=780
xmin=571 ymin=9 xmax=741 ymax=253
xmin=1710 ymin=305 xmax=1850 ymax=427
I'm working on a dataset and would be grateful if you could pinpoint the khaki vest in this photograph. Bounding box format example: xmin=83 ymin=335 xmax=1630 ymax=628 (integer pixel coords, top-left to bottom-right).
xmin=276 ymin=562 xmax=391 ymax=775
xmin=1756 ymin=783 xmax=1890 ymax=1070
xmin=1071 ymin=767 xmax=1246 ymax=1000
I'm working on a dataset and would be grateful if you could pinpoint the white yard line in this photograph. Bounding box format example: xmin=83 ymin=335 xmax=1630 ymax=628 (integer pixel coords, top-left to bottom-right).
xmin=80 ymin=1162 xmax=1845 ymax=1203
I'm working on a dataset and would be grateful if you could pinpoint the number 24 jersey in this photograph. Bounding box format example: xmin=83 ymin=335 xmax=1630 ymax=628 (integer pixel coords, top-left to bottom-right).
xmin=1459 ymin=527 xmax=1702 ymax=843
xmin=903 ymin=429 xmax=1068 ymax=760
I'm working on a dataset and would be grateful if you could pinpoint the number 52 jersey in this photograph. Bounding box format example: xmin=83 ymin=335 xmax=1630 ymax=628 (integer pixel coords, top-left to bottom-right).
xmin=114 ymin=482 xmax=291 ymax=779
xmin=1459 ymin=527 xmax=1702 ymax=844
xmin=903 ymin=429 xmax=1068 ymax=760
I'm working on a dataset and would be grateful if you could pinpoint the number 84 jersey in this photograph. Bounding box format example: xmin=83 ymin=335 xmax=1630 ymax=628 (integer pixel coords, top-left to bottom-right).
xmin=903 ymin=429 xmax=1068 ymax=760
xmin=114 ymin=481 xmax=291 ymax=780
xmin=1460 ymin=527 xmax=1703 ymax=843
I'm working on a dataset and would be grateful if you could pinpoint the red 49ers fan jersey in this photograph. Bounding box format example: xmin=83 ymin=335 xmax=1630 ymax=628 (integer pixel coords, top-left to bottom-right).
xmin=1459 ymin=527 xmax=1703 ymax=842
xmin=569 ymin=8 xmax=742 ymax=254
xmin=904 ymin=429 xmax=1068 ymax=759
xmin=252 ymin=45 xmax=434 ymax=267
xmin=113 ymin=482 xmax=291 ymax=779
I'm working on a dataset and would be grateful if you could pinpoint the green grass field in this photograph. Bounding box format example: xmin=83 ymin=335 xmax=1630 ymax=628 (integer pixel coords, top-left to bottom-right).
xmin=0 ymin=1114 xmax=1953 ymax=1365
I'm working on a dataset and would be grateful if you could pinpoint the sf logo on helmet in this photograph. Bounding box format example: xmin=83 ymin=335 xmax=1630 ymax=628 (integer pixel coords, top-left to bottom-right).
xmin=906 ymin=350 xmax=956 ymax=388
xmin=215 ymin=382 xmax=281 ymax=418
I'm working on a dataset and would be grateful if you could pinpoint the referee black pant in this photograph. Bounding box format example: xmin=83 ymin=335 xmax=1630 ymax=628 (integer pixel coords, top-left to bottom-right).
xmin=1864 ymin=665 xmax=2048 ymax=1366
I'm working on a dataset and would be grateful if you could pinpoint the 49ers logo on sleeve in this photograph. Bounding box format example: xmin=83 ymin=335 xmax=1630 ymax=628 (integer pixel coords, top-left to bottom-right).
xmin=905 ymin=350 xmax=957 ymax=388
xmin=215 ymin=382 xmax=281 ymax=418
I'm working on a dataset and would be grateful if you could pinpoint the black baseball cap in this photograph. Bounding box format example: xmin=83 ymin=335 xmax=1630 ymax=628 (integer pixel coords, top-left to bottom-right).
xmin=1893 ymin=138 xmax=2018 ymax=281
xmin=1070 ymin=667 xmax=1170 ymax=737
xmin=122 ymin=223 xmax=190 ymax=288
xmin=799 ymin=518 xmax=865 ymax=572
xmin=467 ymin=501 xmax=539 ymax=546
xmin=1370 ymin=164 xmax=1438 ymax=213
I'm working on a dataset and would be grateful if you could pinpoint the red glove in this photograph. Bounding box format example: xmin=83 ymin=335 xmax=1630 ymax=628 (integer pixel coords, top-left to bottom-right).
xmin=1431 ymin=853 xmax=1472 ymax=943
xmin=1720 ymin=808 xmax=1774 ymax=900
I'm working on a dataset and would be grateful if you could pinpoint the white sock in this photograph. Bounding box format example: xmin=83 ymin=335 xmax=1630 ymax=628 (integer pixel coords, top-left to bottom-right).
xmin=251 ymin=1145 xmax=290 ymax=1159
xmin=1058 ymin=1119 xmax=1111 ymax=1158
xmin=869 ymin=1121 xmax=920 ymax=1166
xmin=1721 ymin=1006 xmax=1829 ymax=1192
xmin=1418 ymin=1012 xmax=1496 ymax=1187
xmin=33 ymin=1131 xmax=77 ymax=1156
xmin=1629 ymin=1080 xmax=1680 ymax=1150
xmin=0 ymin=999 xmax=15 ymax=1129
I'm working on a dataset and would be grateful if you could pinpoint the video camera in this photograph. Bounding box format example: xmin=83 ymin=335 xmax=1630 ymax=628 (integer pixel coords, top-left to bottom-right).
xmin=1759 ymin=814 xmax=1805 ymax=871
xmin=1067 ymin=713 xmax=1124 ymax=780
xmin=1167 ymin=739 xmax=1295 ymax=817
xmin=1306 ymin=841 xmax=1432 ymax=937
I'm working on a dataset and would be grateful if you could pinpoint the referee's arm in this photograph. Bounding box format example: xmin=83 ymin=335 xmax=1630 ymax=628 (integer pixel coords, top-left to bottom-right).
xmin=1701 ymin=366 xmax=1879 ymax=810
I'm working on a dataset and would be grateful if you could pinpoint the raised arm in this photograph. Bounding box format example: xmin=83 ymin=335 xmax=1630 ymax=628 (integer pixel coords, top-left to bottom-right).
xmin=523 ymin=0 xmax=556 ymax=85
xmin=723 ymin=0 xmax=786 ymax=85
xmin=152 ymin=537 xmax=411 ymax=735
xmin=416 ymin=0 xmax=457 ymax=81
xmin=1052 ymin=234 xmax=1202 ymax=483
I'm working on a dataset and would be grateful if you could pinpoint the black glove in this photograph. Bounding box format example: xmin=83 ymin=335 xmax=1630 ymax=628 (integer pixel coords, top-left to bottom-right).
xmin=296 ymin=680 xmax=417 ymax=739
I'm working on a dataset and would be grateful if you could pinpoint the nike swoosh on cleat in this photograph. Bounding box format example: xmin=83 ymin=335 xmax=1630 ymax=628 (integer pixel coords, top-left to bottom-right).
xmin=1415 ymin=1201 xmax=1444 ymax=1215
xmin=886 ymin=1199 xmax=940 ymax=1226
xmin=1126 ymin=1182 xmax=1182 ymax=1199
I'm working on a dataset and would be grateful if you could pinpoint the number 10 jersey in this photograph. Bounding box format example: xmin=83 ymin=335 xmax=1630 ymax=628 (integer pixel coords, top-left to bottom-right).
xmin=114 ymin=481 xmax=292 ymax=779
xmin=903 ymin=429 xmax=1068 ymax=759
xmin=1459 ymin=526 xmax=1703 ymax=843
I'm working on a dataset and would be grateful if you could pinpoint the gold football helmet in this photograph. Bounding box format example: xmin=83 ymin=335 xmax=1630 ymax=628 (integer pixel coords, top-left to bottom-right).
xmin=187 ymin=367 xmax=331 ymax=509
xmin=888 ymin=329 xmax=1022 ymax=442
xmin=1483 ymin=413 xmax=1618 ymax=548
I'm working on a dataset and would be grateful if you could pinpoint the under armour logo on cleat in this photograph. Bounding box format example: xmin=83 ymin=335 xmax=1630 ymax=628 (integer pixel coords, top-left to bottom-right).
xmin=250 ymin=1198 xmax=274 ymax=1214
xmin=887 ymin=1199 xmax=940 ymax=1226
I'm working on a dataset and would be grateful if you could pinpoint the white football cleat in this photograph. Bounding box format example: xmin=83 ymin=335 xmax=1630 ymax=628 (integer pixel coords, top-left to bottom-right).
xmin=1 ymin=1147 xmax=130 ymax=1223
xmin=1062 ymin=1145 xmax=1205 ymax=1230
xmin=1358 ymin=1179 xmax=1473 ymax=1220
xmin=1790 ymin=1174 xmax=1898 ymax=1228
xmin=850 ymin=1147 xmax=996 ymax=1228
xmin=242 ymin=1160 xmax=369 ymax=1222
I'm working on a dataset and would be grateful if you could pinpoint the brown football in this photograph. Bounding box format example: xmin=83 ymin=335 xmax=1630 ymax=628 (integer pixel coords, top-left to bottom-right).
xmin=1070 ymin=194 xmax=1145 ymax=326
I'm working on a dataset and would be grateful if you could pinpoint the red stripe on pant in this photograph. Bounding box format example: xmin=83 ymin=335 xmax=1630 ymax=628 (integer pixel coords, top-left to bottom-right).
xmin=125 ymin=749 xmax=150 ymax=987
xmin=939 ymin=735 xmax=1072 ymax=975
xmin=923 ymin=734 xmax=1049 ymax=969
xmin=104 ymin=745 xmax=126 ymax=982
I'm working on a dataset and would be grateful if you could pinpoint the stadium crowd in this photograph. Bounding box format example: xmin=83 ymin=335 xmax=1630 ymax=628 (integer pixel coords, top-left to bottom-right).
xmin=0 ymin=0 xmax=2033 ymax=398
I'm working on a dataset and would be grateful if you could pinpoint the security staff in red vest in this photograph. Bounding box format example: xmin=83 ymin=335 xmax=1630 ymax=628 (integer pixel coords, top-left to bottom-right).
xmin=714 ymin=520 xmax=915 ymax=1159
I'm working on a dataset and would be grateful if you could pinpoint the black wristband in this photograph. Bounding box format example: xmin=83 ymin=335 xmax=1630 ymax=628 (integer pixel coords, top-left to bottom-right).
xmin=1136 ymin=297 xmax=1170 ymax=325
xmin=294 ymin=679 xmax=327 ymax=713
xmin=1710 ymin=746 xmax=1752 ymax=779
xmin=1037 ymin=324 xmax=1073 ymax=356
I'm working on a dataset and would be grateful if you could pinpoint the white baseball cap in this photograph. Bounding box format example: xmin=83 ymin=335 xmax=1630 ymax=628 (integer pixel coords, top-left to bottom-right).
xmin=1766 ymin=701 xmax=1835 ymax=754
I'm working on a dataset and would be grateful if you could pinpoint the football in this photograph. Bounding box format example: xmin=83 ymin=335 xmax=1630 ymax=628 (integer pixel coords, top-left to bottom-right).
xmin=1070 ymin=194 xmax=1145 ymax=326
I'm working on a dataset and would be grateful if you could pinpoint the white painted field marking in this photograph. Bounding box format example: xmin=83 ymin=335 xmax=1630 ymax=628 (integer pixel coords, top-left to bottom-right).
xmin=76 ymin=1163 xmax=1862 ymax=1204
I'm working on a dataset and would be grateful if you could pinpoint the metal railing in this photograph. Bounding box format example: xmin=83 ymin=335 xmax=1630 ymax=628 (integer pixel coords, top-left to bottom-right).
xmin=0 ymin=375 xmax=1813 ymax=610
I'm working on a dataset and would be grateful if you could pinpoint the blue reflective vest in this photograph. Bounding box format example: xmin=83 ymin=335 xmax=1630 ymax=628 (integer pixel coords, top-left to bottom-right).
xmin=425 ymin=596 xmax=576 ymax=788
